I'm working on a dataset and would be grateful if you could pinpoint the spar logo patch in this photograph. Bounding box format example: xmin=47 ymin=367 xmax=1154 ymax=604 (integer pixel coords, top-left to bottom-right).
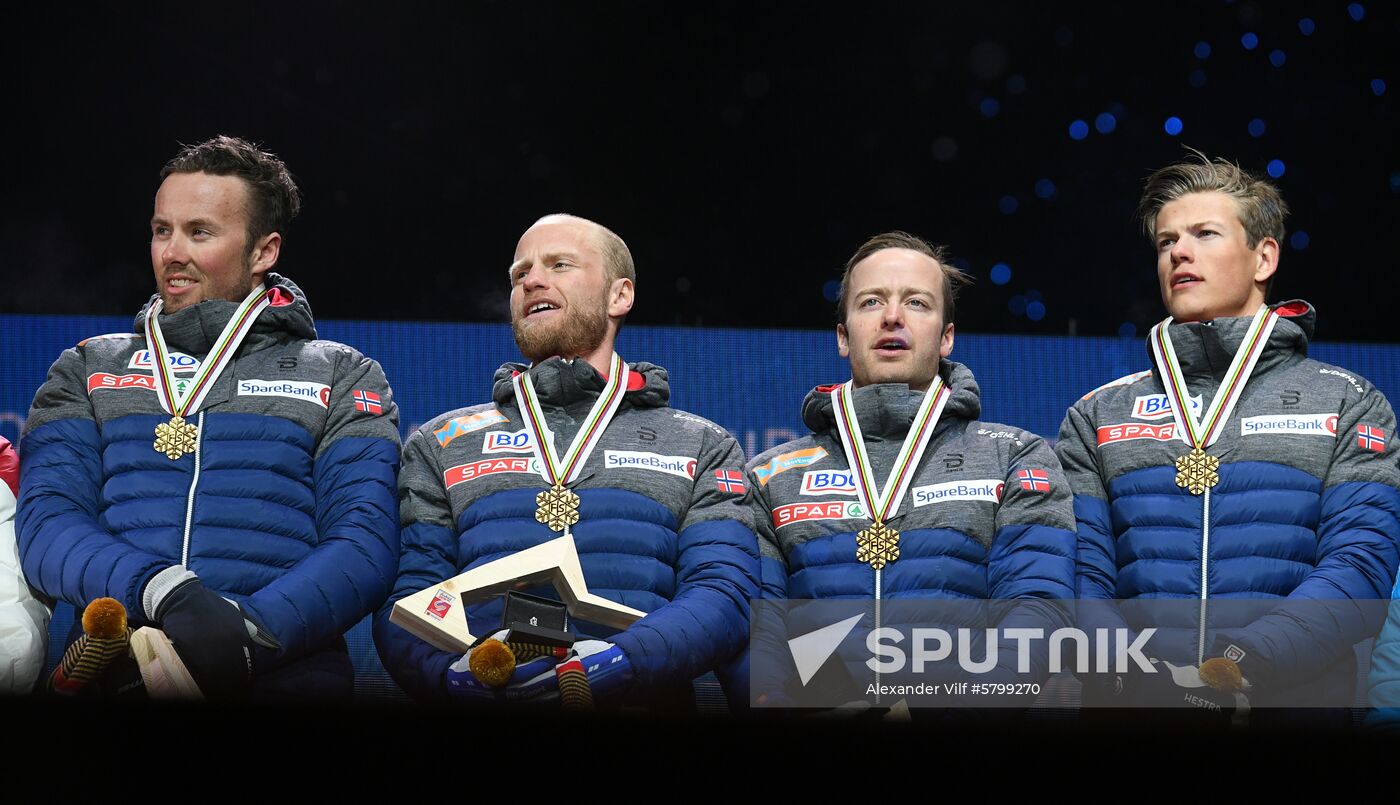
xmin=603 ymin=450 xmax=697 ymax=480
xmin=434 ymin=410 xmax=509 ymax=448
xmin=1132 ymin=393 xmax=1203 ymax=421
xmin=444 ymin=457 xmax=542 ymax=489
xmin=238 ymin=379 xmax=331 ymax=409
xmin=753 ymin=446 xmax=827 ymax=486
xmin=773 ymin=500 xmax=867 ymax=529
xmin=482 ymin=429 xmax=536 ymax=455
xmin=128 ymin=349 xmax=201 ymax=373
xmin=1096 ymin=422 xmax=1179 ymax=446
xmin=1240 ymin=414 xmax=1338 ymax=437
xmin=799 ymin=469 xmax=857 ymax=497
xmin=911 ymin=479 xmax=1002 ymax=506
xmin=87 ymin=373 xmax=156 ymax=393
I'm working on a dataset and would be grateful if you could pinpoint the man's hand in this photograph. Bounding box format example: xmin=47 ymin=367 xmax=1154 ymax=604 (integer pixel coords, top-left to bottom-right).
xmin=569 ymin=640 xmax=634 ymax=702
xmin=154 ymin=579 xmax=277 ymax=699
xmin=1122 ymin=659 xmax=1236 ymax=713
xmin=446 ymin=630 xmax=563 ymax=703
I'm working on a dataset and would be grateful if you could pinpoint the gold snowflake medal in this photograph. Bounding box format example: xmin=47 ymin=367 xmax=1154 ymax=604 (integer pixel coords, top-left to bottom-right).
xmin=535 ymin=483 xmax=582 ymax=532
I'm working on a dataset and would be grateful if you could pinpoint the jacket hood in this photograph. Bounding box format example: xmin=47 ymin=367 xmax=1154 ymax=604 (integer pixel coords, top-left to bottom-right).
xmin=800 ymin=359 xmax=981 ymax=438
xmin=492 ymin=356 xmax=671 ymax=411
xmin=133 ymin=272 xmax=318 ymax=355
xmin=1151 ymin=299 xmax=1313 ymax=382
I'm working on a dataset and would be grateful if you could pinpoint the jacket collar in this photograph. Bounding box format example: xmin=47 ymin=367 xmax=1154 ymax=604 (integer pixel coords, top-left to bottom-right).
xmin=132 ymin=272 xmax=317 ymax=356
xmin=801 ymin=359 xmax=981 ymax=440
xmin=1152 ymin=299 xmax=1313 ymax=382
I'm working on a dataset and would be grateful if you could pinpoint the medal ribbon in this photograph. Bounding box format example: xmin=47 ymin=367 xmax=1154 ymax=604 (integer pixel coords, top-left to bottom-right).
xmin=143 ymin=286 xmax=270 ymax=417
xmin=1148 ymin=304 xmax=1279 ymax=449
xmin=512 ymin=353 xmax=630 ymax=487
xmin=830 ymin=377 xmax=950 ymax=525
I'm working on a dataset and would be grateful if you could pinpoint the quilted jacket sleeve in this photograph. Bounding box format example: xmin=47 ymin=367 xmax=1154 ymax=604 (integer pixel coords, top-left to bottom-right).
xmin=608 ymin=424 xmax=760 ymax=691
xmin=980 ymin=432 xmax=1077 ymax=686
xmin=372 ymin=422 xmax=463 ymax=704
xmin=18 ymin=347 xmax=174 ymax=615
xmin=238 ymin=350 xmax=402 ymax=671
xmin=1209 ymin=384 xmax=1400 ymax=691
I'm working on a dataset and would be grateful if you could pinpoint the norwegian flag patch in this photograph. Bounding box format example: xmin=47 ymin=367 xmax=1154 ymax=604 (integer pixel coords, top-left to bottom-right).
xmin=714 ymin=469 xmax=747 ymax=495
xmin=1357 ymin=425 xmax=1386 ymax=452
xmin=1017 ymin=468 xmax=1051 ymax=492
xmin=353 ymin=389 xmax=383 ymax=415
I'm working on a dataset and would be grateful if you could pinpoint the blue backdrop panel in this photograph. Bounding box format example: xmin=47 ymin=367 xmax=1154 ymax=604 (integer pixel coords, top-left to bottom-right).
xmin=3 ymin=314 xmax=1398 ymax=699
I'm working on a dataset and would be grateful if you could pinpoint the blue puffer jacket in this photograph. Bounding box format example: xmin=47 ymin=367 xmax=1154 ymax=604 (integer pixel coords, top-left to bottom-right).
xmin=18 ymin=275 xmax=401 ymax=698
xmin=373 ymin=358 xmax=758 ymax=707
xmin=742 ymin=362 xmax=1078 ymax=702
xmin=1058 ymin=302 xmax=1400 ymax=708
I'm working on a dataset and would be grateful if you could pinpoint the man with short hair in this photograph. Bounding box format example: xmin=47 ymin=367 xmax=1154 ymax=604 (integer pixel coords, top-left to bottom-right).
xmin=373 ymin=214 xmax=758 ymax=709
xmin=743 ymin=231 xmax=1077 ymax=709
xmin=1058 ymin=152 xmax=1400 ymax=721
xmin=19 ymin=136 xmax=401 ymax=700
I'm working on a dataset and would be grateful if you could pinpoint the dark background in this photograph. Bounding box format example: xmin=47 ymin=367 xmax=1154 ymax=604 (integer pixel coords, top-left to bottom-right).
xmin=3 ymin=1 xmax=1395 ymax=340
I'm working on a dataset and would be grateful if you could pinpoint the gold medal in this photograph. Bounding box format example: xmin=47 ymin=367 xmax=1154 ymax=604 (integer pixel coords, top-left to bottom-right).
xmin=153 ymin=416 xmax=199 ymax=460
xmin=855 ymin=520 xmax=900 ymax=570
xmin=1174 ymin=446 xmax=1220 ymax=495
xmin=535 ymin=483 xmax=581 ymax=532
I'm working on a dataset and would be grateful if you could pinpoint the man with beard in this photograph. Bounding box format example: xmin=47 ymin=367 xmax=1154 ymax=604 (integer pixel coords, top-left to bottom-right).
xmin=373 ymin=214 xmax=758 ymax=709
xmin=742 ymin=231 xmax=1077 ymax=714
xmin=18 ymin=136 xmax=401 ymax=700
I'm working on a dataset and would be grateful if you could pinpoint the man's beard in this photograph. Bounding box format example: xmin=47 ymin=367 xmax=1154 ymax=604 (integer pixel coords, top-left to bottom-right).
xmin=512 ymin=297 xmax=609 ymax=364
xmin=160 ymin=255 xmax=257 ymax=312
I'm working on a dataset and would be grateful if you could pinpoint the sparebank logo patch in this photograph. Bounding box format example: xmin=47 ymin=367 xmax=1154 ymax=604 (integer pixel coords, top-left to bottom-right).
xmin=1240 ymin=413 xmax=1338 ymax=437
xmin=754 ymin=446 xmax=827 ymax=486
xmin=444 ymin=457 xmax=542 ymax=489
xmin=237 ymin=379 xmax=331 ymax=409
xmin=1096 ymin=422 xmax=1179 ymax=445
xmin=1131 ymin=393 xmax=1203 ymax=421
xmin=604 ymin=450 xmax=697 ymax=480
xmin=128 ymin=350 xmax=201 ymax=373
xmin=772 ymin=500 xmax=867 ymax=529
xmin=800 ymin=469 xmax=857 ymax=496
xmin=910 ymin=479 xmax=1002 ymax=506
xmin=482 ymin=429 xmax=536 ymax=454
xmin=86 ymin=373 xmax=155 ymax=393
xmin=435 ymin=410 xmax=509 ymax=448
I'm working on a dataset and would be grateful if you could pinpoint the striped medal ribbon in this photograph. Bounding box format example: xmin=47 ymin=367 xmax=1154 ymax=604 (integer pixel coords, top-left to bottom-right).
xmin=512 ymin=353 xmax=630 ymax=534
xmin=831 ymin=377 xmax=951 ymax=570
xmin=143 ymin=287 xmax=271 ymax=459
xmin=1148 ymin=304 xmax=1280 ymax=495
